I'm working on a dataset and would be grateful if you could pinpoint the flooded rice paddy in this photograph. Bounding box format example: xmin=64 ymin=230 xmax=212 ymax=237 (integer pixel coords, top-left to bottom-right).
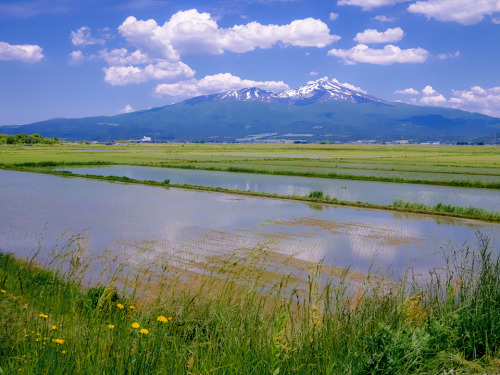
xmin=1 ymin=169 xmax=498 ymax=281
xmin=60 ymin=165 xmax=500 ymax=212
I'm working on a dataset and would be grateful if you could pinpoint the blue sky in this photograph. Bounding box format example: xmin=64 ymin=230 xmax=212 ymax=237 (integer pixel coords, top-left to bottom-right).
xmin=1 ymin=0 xmax=499 ymax=125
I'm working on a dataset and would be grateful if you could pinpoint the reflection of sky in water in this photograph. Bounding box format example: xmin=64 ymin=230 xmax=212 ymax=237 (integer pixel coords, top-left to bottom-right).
xmin=61 ymin=165 xmax=500 ymax=212
xmin=1 ymin=169 xmax=498 ymax=279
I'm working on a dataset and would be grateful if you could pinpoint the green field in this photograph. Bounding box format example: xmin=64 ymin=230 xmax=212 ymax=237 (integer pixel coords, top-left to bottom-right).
xmin=1 ymin=143 xmax=500 ymax=186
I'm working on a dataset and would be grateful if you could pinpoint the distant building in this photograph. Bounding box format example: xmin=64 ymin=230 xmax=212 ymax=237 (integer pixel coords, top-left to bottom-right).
xmin=141 ymin=136 xmax=152 ymax=142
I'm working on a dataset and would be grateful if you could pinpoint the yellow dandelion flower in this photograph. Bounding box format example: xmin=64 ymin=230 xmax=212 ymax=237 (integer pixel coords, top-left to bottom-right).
xmin=140 ymin=329 xmax=149 ymax=335
xmin=35 ymin=338 xmax=40 ymax=342
xmin=51 ymin=325 xmax=57 ymax=330
xmin=62 ymin=350 xmax=67 ymax=354
xmin=129 ymin=305 xmax=135 ymax=310
xmin=108 ymin=324 xmax=115 ymax=329
xmin=25 ymin=334 xmax=29 ymax=337
xmin=39 ymin=314 xmax=48 ymax=319
xmin=117 ymin=303 xmax=124 ymax=309
xmin=0 ymin=289 xmax=5 ymax=294
xmin=52 ymin=338 xmax=64 ymax=345
xmin=157 ymin=316 xmax=168 ymax=323
xmin=168 ymin=317 xmax=172 ymax=320
xmin=131 ymin=322 xmax=140 ymax=329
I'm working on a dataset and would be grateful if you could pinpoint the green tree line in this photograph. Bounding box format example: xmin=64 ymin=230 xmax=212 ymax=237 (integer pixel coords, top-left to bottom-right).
xmin=0 ymin=133 xmax=59 ymax=145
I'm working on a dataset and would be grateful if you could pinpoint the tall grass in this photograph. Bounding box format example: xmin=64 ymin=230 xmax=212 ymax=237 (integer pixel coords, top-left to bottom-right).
xmin=0 ymin=234 xmax=499 ymax=374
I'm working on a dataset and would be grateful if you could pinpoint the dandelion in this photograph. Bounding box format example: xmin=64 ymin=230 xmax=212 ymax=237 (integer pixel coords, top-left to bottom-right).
xmin=168 ymin=317 xmax=172 ymax=320
xmin=108 ymin=324 xmax=115 ymax=329
xmin=0 ymin=289 xmax=5 ymax=294
xmin=62 ymin=350 xmax=67 ymax=354
xmin=51 ymin=325 xmax=57 ymax=330
xmin=157 ymin=316 xmax=168 ymax=323
xmin=131 ymin=322 xmax=140 ymax=329
xmin=140 ymin=329 xmax=149 ymax=335
xmin=39 ymin=314 xmax=48 ymax=319
xmin=52 ymin=339 xmax=64 ymax=345
xmin=129 ymin=305 xmax=135 ymax=310
xmin=117 ymin=303 xmax=124 ymax=309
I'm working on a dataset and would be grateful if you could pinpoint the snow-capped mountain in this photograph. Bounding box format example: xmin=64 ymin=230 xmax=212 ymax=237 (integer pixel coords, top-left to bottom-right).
xmin=277 ymin=77 xmax=389 ymax=105
xmin=192 ymin=77 xmax=390 ymax=106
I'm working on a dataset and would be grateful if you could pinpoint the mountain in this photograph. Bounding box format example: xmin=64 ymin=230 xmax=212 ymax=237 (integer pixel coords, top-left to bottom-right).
xmin=2 ymin=78 xmax=499 ymax=143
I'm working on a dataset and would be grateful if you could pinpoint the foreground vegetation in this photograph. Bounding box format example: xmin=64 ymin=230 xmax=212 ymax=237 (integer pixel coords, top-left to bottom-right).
xmin=1 ymin=234 xmax=499 ymax=374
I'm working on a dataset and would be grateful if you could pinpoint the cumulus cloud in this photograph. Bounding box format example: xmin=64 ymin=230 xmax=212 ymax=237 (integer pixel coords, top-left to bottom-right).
xmin=154 ymin=73 xmax=289 ymax=98
xmin=398 ymin=84 xmax=500 ymax=117
xmin=449 ymin=86 xmax=500 ymax=117
xmin=337 ymin=0 xmax=410 ymax=11
xmin=118 ymin=9 xmax=339 ymax=60
xmin=437 ymin=51 xmax=460 ymax=60
xmin=395 ymin=88 xmax=419 ymax=95
xmin=0 ymin=41 xmax=44 ymax=63
xmin=354 ymin=27 xmax=404 ymax=43
xmin=68 ymin=50 xmax=85 ymax=65
xmin=329 ymin=12 xmax=339 ymax=21
xmin=408 ymin=0 xmax=500 ymax=25
xmin=373 ymin=15 xmax=396 ymax=22
xmin=119 ymin=104 xmax=135 ymax=113
xmin=99 ymin=48 xmax=152 ymax=65
xmin=328 ymin=44 xmax=429 ymax=65
xmin=103 ymin=61 xmax=195 ymax=86
xmin=71 ymin=26 xmax=105 ymax=46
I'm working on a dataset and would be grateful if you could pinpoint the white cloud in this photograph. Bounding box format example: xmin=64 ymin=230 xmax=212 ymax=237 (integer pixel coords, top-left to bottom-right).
xmin=71 ymin=26 xmax=105 ymax=46
xmin=309 ymin=71 xmax=319 ymax=75
xmin=493 ymin=17 xmax=500 ymax=24
xmin=449 ymin=86 xmax=500 ymax=116
xmin=422 ymin=85 xmax=437 ymax=96
xmin=68 ymin=50 xmax=84 ymax=65
xmin=437 ymin=51 xmax=460 ymax=59
xmin=354 ymin=27 xmax=404 ymax=43
xmin=328 ymin=44 xmax=429 ymax=65
xmin=408 ymin=0 xmax=500 ymax=25
xmin=337 ymin=0 xmax=410 ymax=11
xmin=329 ymin=12 xmax=339 ymax=21
xmin=0 ymin=41 xmax=44 ymax=63
xmin=118 ymin=9 xmax=339 ymax=60
xmin=154 ymin=73 xmax=289 ymax=98
xmin=405 ymin=84 xmax=500 ymax=117
xmin=119 ymin=104 xmax=135 ymax=113
xmin=373 ymin=15 xmax=396 ymax=22
xmin=103 ymin=61 xmax=195 ymax=86
xmin=99 ymin=48 xmax=152 ymax=65
xmin=395 ymin=88 xmax=419 ymax=95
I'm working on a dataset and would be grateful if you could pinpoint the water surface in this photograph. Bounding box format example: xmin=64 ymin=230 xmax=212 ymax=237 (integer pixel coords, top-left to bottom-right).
xmin=1 ymin=169 xmax=498 ymax=281
xmin=61 ymin=165 xmax=500 ymax=212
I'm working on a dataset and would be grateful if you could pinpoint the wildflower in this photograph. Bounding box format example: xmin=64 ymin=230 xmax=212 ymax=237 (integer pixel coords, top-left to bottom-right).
xmin=52 ymin=339 xmax=64 ymax=345
xmin=0 ymin=289 xmax=5 ymax=294
xmin=168 ymin=317 xmax=172 ymax=320
xmin=157 ymin=316 xmax=168 ymax=323
xmin=140 ymin=329 xmax=149 ymax=335
xmin=108 ymin=324 xmax=115 ymax=329
xmin=62 ymin=350 xmax=67 ymax=354
xmin=39 ymin=314 xmax=48 ymax=319
xmin=25 ymin=334 xmax=29 ymax=337
xmin=129 ymin=305 xmax=135 ymax=310
xmin=35 ymin=338 xmax=40 ymax=342
xmin=117 ymin=303 xmax=124 ymax=309
xmin=131 ymin=322 xmax=140 ymax=329
xmin=51 ymin=325 xmax=57 ymax=330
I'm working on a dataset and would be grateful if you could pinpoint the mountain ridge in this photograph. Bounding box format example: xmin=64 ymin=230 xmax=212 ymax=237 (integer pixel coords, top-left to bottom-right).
xmin=1 ymin=78 xmax=499 ymax=143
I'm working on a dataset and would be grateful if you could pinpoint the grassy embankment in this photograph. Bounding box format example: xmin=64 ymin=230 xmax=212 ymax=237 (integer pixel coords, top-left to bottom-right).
xmin=1 ymin=234 xmax=499 ymax=374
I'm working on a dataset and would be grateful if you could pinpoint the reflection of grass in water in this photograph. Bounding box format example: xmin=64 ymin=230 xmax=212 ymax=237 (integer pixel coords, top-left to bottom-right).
xmin=1 ymin=233 xmax=499 ymax=373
